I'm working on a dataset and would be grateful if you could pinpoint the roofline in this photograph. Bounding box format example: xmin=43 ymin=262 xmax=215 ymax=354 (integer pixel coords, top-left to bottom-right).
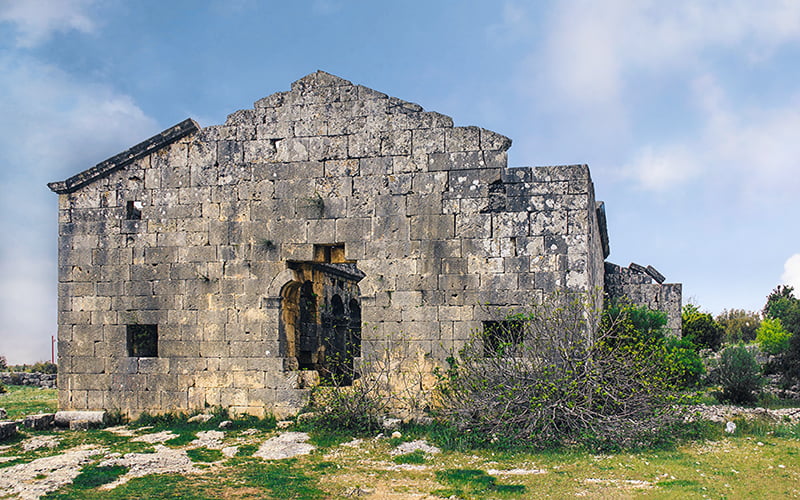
xmin=47 ymin=118 xmax=200 ymax=194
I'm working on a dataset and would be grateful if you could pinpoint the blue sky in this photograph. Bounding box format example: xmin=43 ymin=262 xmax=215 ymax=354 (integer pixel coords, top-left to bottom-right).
xmin=1 ymin=0 xmax=799 ymax=363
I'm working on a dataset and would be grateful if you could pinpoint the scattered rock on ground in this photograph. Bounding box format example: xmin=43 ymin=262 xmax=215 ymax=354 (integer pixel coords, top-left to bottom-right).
xmin=0 ymin=445 xmax=103 ymax=499
xmin=22 ymin=435 xmax=60 ymax=452
xmin=487 ymin=468 xmax=547 ymax=475
xmin=105 ymin=426 xmax=137 ymax=437
xmin=190 ymin=430 xmax=225 ymax=449
xmin=132 ymin=430 xmax=178 ymax=443
xmin=254 ymin=432 xmax=315 ymax=460
xmin=687 ymin=405 xmax=800 ymax=424
xmin=187 ymin=414 xmax=213 ymax=423
xmin=382 ymin=418 xmax=402 ymax=430
xmin=341 ymin=438 xmax=363 ymax=448
xmin=391 ymin=440 xmax=441 ymax=456
xmin=98 ymin=444 xmax=200 ymax=489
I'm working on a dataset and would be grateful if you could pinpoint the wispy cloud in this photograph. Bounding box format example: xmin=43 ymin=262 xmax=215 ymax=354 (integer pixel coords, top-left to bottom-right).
xmin=0 ymin=54 xmax=158 ymax=363
xmin=623 ymin=74 xmax=800 ymax=199
xmin=0 ymin=0 xmax=98 ymax=47
xmin=508 ymin=0 xmax=800 ymax=201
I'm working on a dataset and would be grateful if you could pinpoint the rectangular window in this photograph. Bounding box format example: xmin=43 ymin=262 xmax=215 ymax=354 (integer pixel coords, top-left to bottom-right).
xmin=126 ymin=200 xmax=143 ymax=220
xmin=127 ymin=324 xmax=158 ymax=357
xmin=482 ymin=320 xmax=525 ymax=356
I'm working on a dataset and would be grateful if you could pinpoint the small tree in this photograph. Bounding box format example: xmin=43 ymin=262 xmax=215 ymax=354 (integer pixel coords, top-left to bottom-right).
xmin=0 ymin=356 xmax=6 ymax=371
xmin=764 ymin=286 xmax=800 ymax=334
xmin=717 ymin=344 xmax=763 ymax=404
xmin=716 ymin=309 xmax=761 ymax=344
xmin=762 ymin=286 xmax=800 ymax=384
xmin=755 ymin=318 xmax=792 ymax=356
xmin=682 ymin=305 xmax=724 ymax=351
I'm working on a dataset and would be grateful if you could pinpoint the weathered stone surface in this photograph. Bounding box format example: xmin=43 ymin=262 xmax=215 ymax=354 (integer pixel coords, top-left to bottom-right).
xmin=55 ymin=411 xmax=107 ymax=428
xmin=47 ymin=71 xmax=680 ymax=418
xmin=0 ymin=421 xmax=16 ymax=441
xmin=254 ymin=432 xmax=315 ymax=460
xmin=22 ymin=413 xmax=55 ymax=430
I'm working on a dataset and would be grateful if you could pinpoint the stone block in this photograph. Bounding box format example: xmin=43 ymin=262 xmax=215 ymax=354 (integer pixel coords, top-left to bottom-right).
xmin=55 ymin=411 xmax=107 ymax=428
xmin=0 ymin=421 xmax=16 ymax=441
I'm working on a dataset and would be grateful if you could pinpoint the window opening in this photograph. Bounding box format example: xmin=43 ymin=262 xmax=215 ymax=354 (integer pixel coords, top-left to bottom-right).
xmin=482 ymin=320 xmax=524 ymax=356
xmin=126 ymin=200 xmax=143 ymax=220
xmin=127 ymin=324 xmax=158 ymax=357
xmin=280 ymin=246 xmax=364 ymax=385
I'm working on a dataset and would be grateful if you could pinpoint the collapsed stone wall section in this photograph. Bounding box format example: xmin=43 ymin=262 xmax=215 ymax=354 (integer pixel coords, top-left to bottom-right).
xmin=0 ymin=372 xmax=57 ymax=389
xmin=605 ymin=262 xmax=682 ymax=336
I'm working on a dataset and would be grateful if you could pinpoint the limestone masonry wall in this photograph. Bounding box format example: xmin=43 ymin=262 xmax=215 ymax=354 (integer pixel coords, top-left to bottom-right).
xmin=50 ymin=71 xmax=678 ymax=417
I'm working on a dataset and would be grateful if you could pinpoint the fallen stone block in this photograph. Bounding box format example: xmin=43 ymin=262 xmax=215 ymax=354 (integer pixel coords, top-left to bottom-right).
xmin=0 ymin=421 xmax=17 ymax=441
xmin=23 ymin=413 xmax=55 ymax=430
xmin=69 ymin=419 xmax=90 ymax=431
xmin=55 ymin=411 xmax=107 ymax=428
xmin=645 ymin=265 xmax=666 ymax=284
xmin=628 ymin=262 xmax=648 ymax=275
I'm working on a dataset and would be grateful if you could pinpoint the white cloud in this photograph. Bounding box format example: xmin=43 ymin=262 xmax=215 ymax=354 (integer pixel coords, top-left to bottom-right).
xmin=621 ymin=74 xmax=800 ymax=198
xmin=0 ymin=54 xmax=158 ymax=363
xmin=621 ymin=144 xmax=700 ymax=191
xmin=782 ymin=254 xmax=800 ymax=293
xmin=539 ymin=0 xmax=800 ymax=107
xmin=0 ymin=0 xmax=97 ymax=47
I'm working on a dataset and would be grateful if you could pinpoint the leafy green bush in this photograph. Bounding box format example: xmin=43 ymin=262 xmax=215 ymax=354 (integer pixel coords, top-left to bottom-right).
xmin=682 ymin=304 xmax=724 ymax=351
xmin=756 ymin=318 xmax=792 ymax=355
xmin=437 ymin=292 xmax=689 ymax=450
xmin=717 ymin=344 xmax=764 ymax=404
xmin=663 ymin=337 xmax=705 ymax=387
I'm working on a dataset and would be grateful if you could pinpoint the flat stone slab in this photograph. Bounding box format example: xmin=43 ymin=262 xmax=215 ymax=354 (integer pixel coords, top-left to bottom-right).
xmin=254 ymin=432 xmax=315 ymax=460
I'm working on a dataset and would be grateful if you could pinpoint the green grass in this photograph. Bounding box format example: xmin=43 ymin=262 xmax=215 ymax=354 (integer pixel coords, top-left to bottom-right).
xmin=393 ymin=449 xmax=428 ymax=464
xmin=433 ymin=468 xmax=526 ymax=498
xmin=0 ymin=384 xmax=57 ymax=418
xmin=186 ymin=447 xmax=223 ymax=463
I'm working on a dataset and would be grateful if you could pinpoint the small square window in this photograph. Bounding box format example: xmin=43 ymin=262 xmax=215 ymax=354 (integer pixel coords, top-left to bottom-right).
xmin=126 ymin=201 xmax=143 ymax=220
xmin=127 ymin=324 xmax=158 ymax=357
xmin=482 ymin=320 xmax=524 ymax=356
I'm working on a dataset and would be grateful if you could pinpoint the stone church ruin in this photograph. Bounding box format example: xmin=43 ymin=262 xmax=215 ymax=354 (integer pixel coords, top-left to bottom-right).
xmin=49 ymin=71 xmax=681 ymax=417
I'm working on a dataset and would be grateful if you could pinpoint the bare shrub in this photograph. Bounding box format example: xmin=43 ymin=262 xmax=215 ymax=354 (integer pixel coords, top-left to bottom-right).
xmin=436 ymin=291 xmax=686 ymax=449
xmin=307 ymin=330 xmax=434 ymax=433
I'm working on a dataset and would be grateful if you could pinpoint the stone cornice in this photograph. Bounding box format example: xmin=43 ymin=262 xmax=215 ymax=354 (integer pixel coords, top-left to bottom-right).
xmin=47 ymin=118 xmax=200 ymax=194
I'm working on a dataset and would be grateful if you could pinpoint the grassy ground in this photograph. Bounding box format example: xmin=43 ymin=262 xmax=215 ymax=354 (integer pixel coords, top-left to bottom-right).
xmin=0 ymin=384 xmax=57 ymax=418
xmin=1 ymin=387 xmax=799 ymax=499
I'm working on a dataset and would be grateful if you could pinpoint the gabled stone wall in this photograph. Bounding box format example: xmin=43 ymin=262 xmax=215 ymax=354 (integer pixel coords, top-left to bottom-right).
xmin=52 ymin=71 xmax=613 ymax=417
